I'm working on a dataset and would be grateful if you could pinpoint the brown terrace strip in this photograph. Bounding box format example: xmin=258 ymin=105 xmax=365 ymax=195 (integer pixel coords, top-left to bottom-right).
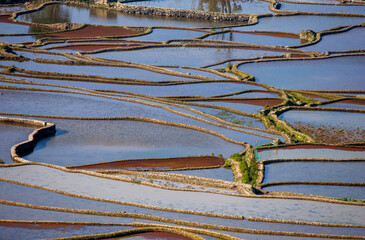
xmin=232 ymin=30 xmax=299 ymax=39
xmin=67 ymin=156 xmax=225 ymax=170
xmin=49 ymin=25 xmax=143 ymax=38
xmin=257 ymin=144 xmax=365 ymax=152
xmin=0 ymin=15 xmax=32 ymax=26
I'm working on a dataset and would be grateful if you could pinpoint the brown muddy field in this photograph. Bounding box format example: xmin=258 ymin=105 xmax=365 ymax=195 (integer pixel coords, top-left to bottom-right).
xmin=258 ymin=144 xmax=365 ymax=152
xmin=49 ymin=25 xmax=143 ymax=38
xmin=233 ymin=30 xmax=299 ymax=39
xmin=67 ymin=156 xmax=225 ymax=170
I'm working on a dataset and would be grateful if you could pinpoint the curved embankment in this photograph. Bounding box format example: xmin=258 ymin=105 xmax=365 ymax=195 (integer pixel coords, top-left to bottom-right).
xmin=2 ymin=199 xmax=365 ymax=239
xmin=0 ymin=117 xmax=56 ymax=164
xmin=67 ymin=156 xmax=225 ymax=171
xmin=66 ymin=0 xmax=252 ymax=23
xmin=1 ymin=115 xmax=254 ymax=197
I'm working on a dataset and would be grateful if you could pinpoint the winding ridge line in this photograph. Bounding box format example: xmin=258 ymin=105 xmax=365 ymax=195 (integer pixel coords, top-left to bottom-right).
xmin=1 ymin=199 xmax=364 ymax=239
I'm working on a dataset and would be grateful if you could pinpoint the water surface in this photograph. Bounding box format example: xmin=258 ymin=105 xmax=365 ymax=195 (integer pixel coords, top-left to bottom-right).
xmin=87 ymin=46 xmax=286 ymax=67
xmin=302 ymin=27 xmax=365 ymax=52
xmin=234 ymin=15 xmax=365 ymax=33
xmin=17 ymin=4 xmax=231 ymax=28
xmin=125 ymin=0 xmax=271 ymax=15
xmin=24 ymin=119 xmax=244 ymax=166
xmin=0 ymin=123 xmax=34 ymax=164
xmin=264 ymin=162 xmax=365 ymax=183
xmin=282 ymin=110 xmax=365 ymax=130
xmin=263 ymin=184 xmax=365 ymax=199
xmin=1 ymin=165 xmax=365 ymax=224
xmin=238 ymin=56 xmax=365 ymax=90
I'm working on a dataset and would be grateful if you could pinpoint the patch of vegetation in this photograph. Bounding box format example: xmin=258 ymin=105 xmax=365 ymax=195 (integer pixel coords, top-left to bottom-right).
xmin=230 ymin=152 xmax=258 ymax=186
xmin=243 ymin=151 xmax=259 ymax=186
xmin=334 ymin=197 xmax=365 ymax=203
xmin=226 ymin=63 xmax=233 ymax=70
xmin=215 ymin=110 xmax=254 ymax=127
xmin=299 ymin=30 xmax=316 ymax=43
xmin=223 ymin=159 xmax=232 ymax=168
xmin=230 ymin=153 xmax=242 ymax=162
xmin=289 ymin=92 xmax=321 ymax=104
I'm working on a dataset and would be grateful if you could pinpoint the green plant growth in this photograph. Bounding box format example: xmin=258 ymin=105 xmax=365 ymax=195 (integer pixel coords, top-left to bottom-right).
xmin=289 ymin=92 xmax=321 ymax=104
xmin=226 ymin=63 xmax=233 ymax=70
xmin=230 ymin=152 xmax=258 ymax=186
xmin=215 ymin=110 xmax=255 ymax=127
xmin=299 ymin=30 xmax=316 ymax=43
xmin=223 ymin=159 xmax=232 ymax=168
xmin=334 ymin=197 xmax=365 ymax=203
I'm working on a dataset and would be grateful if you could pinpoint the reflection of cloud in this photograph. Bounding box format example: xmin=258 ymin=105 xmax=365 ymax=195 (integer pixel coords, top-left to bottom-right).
xmin=89 ymin=7 xmax=117 ymax=19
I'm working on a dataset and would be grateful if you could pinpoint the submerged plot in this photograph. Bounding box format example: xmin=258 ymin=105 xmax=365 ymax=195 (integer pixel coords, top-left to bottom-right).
xmin=125 ymin=0 xmax=271 ymax=15
xmin=24 ymin=119 xmax=244 ymax=166
xmin=206 ymin=31 xmax=301 ymax=47
xmin=88 ymin=47 xmax=287 ymax=67
xmin=263 ymin=184 xmax=365 ymax=199
xmin=238 ymin=56 xmax=365 ymax=90
xmin=1 ymin=165 xmax=365 ymax=224
xmin=302 ymin=27 xmax=365 ymax=52
xmin=17 ymin=4 xmax=230 ymax=28
xmin=234 ymin=15 xmax=365 ymax=33
xmin=282 ymin=110 xmax=365 ymax=131
xmin=0 ymin=60 xmax=194 ymax=81
xmin=0 ymin=123 xmax=34 ymax=164
xmin=0 ymin=224 xmax=127 ymax=240
xmin=281 ymin=3 xmax=365 ymax=15
xmin=126 ymin=28 xmax=206 ymax=41
xmin=263 ymin=162 xmax=365 ymax=183
xmin=258 ymin=146 xmax=365 ymax=160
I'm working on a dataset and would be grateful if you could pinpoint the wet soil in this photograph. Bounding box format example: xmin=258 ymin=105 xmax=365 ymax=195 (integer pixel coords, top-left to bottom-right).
xmin=258 ymin=144 xmax=365 ymax=152
xmin=233 ymin=30 xmax=299 ymax=39
xmin=48 ymin=25 xmax=143 ymax=38
xmin=67 ymin=156 xmax=225 ymax=170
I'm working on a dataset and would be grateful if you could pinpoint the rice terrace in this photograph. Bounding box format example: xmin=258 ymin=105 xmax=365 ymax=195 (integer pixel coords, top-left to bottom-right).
xmin=0 ymin=0 xmax=364 ymax=239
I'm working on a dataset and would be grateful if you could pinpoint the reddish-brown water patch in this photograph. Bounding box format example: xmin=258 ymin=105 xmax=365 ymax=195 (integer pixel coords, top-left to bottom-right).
xmin=67 ymin=156 xmax=225 ymax=170
xmin=338 ymin=99 xmax=365 ymax=105
xmin=258 ymin=144 xmax=365 ymax=152
xmin=290 ymin=54 xmax=311 ymax=58
xmin=232 ymin=30 xmax=299 ymax=39
xmin=0 ymin=15 xmax=30 ymax=26
xmin=49 ymin=25 xmax=143 ymax=38
xmin=218 ymin=98 xmax=283 ymax=107
xmin=0 ymin=222 xmax=85 ymax=231
xmin=128 ymin=232 xmax=192 ymax=240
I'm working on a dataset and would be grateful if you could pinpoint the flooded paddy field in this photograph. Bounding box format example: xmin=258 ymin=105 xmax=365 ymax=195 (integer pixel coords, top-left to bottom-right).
xmin=1 ymin=0 xmax=365 ymax=239
xmin=125 ymin=0 xmax=271 ymax=15
xmin=238 ymin=56 xmax=365 ymax=90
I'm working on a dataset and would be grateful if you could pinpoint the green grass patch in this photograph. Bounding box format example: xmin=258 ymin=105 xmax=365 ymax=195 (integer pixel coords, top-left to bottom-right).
xmin=334 ymin=197 xmax=365 ymax=203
